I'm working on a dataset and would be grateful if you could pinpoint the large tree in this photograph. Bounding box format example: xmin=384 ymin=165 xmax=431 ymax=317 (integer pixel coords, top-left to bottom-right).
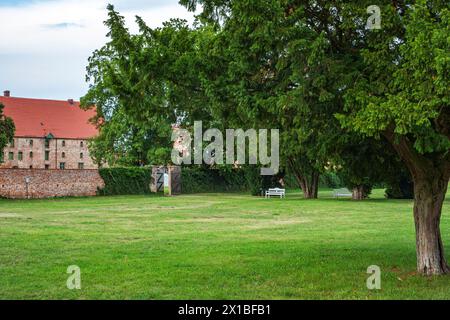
xmin=81 ymin=8 xmax=210 ymax=165
xmin=184 ymin=0 xmax=355 ymax=198
xmin=0 ymin=103 xmax=15 ymax=158
xmin=86 ymin=107 xmax=166 ymax=167
xmin=339 ymin=0 xmax=450 ymax=274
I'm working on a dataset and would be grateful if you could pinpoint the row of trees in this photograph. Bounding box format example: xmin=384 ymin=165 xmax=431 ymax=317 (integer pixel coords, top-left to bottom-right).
xmin=82 ymin=1 xmax=449 ymax=275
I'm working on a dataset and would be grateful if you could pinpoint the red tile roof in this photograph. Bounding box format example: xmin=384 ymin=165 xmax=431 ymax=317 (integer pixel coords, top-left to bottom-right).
xmin=0 ymin=96 xmax=98 ymax=139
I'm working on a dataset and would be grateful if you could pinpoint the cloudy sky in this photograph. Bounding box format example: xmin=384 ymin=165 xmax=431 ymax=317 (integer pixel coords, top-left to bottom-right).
xmin=0 ymin=0 xmax=197 ymax=100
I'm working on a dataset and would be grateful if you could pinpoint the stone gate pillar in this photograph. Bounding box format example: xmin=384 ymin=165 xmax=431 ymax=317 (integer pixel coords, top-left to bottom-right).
xmin=150 ymin=166 xmax=165 ymax=193
xmin=168 ymin=166 xmax=181 ymax=196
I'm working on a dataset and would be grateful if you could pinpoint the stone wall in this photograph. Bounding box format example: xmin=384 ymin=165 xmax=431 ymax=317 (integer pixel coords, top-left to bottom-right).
xmin=0 ymin=169 xmax=104 ymax=199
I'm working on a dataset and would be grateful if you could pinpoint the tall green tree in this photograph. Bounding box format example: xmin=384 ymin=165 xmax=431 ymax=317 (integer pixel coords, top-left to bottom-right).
xmin=81 ymin=7 xmax=208 ymax=165
xmin=0 ymin=103 xmax=15 ymax=158
xmin=186 ymin=0 xmax=357 ymax=198
xmin=339 ymin=0 xmax=450 ymax=274
xmin=86 ymin=107 xmax=165 ymax=167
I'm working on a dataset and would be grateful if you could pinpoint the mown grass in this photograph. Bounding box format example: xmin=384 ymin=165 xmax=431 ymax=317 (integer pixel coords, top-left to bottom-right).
xmin=0 ymin=189 xmax=449 ymax=300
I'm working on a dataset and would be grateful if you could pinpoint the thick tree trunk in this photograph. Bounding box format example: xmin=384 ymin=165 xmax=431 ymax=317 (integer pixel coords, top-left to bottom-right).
xmin=288 ymin=158 xmax=319 ymax=199
xmin=384 ymin=129 xmax=450 ymax=275
xmin=413 ymin=173 xmax=449 ymax=275
xmin=298 ymin=179 xmax=309 ymax=197
xmin=310 ymin=172 xmax=319 ymax=199
xmin=298 ymin=172 xmax=319 ymax=199
xmin=352 ymin=185 xmax=365 ymax=200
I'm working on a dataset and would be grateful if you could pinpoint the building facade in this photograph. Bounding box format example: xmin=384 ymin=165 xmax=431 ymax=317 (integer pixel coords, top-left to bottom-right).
xmin=0 ymin=91 xmax=98 ymax=170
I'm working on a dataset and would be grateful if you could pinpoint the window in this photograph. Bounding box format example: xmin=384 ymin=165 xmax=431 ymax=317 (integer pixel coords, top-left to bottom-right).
xmin=45 ymin=165 xmax=50 ymax=170
xmin=80 ymin=153 xmax=83 ymax=159
xmin=80 ymin=141 xmax=84 ymax=148
xmin=18 ymin=152 xmax=23 ymax=161
xmin=62 ymin=140 xmax=66 ymax=147
xmin=78 ymin=163 xmax=84 ymax=170
xmin=62 ymin=152 xmax=66 ymax=158
xmin=45 ymin=139 xmax=50 ymax=148
xmin=8 ymin=152 xmax=14 ymax=160
xmin=10 ymin=139 xmax=14 ymax=148
xmin=0 ymin=152 xmax=3 ymax=163
xmin=59 ymin=162 xmax=65 ymax=170
xmin=29 ymin=165 xmax=33 ymax=169
xmin=29 ymin=139 xmax=33 ymax=147
xmin=29 ymin=151 xmax=33 ymax=158
xmin=45 ymin=151 xmax=50 ymax=161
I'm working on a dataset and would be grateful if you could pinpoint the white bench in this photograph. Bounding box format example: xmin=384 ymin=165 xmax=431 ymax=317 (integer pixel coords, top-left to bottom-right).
xmin=265 ymin=188 xmax=286 ymax=199
xmin=333 ymin=188 xmax=352 ymax=199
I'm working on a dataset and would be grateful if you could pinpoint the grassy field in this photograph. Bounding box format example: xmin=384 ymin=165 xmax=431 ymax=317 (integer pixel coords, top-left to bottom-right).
xmin=0 ymin=189 xmax=449 ymax=300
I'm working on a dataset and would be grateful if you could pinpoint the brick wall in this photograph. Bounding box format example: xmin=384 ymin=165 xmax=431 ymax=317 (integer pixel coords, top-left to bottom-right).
xmin=0 ymin=169 xmax=105 ymax=199
xmin=0 ymin=137 xmax=97 ymax=170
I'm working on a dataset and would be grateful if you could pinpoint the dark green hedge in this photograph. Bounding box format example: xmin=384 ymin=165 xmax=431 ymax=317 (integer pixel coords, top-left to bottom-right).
xmin=97 ymin=166 xmax=279 ymax=196
xmin=97 ymin=167 xmax=152 ymax=196
xmin=385 ymin=176 xmax=414 ymax=199
xmin=181 ymin=166 xmax=250 ymax=194
xmin=181 ymin=166 xmax=285 ymax=195
xmin=98 ymin=166 xmax=345 ymax=196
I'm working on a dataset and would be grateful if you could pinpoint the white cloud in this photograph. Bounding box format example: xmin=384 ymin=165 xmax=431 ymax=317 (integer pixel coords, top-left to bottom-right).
xmin=0 ymin=0 xmax=196 ymax=100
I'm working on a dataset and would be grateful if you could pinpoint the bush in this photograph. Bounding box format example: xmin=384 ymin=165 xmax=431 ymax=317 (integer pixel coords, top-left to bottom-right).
xmin=97 ymin=167 xmax=152 ymax=196
xmin=181 ymin=166 xmax=249 ymax=194
xmin=385 ymin=176 xmax=414 ymax=199
xmin=319 ymin=172 xmax=342 ymax=188
xmin=238 ymin=166 xmax=281 ymax=196
xmin=282 ymin=173 xmax=298 ymax=189
xmin=97 ymin=166 xmax=289 ymax=196
xmin=181 ymin=166 xmax=283 ymax=195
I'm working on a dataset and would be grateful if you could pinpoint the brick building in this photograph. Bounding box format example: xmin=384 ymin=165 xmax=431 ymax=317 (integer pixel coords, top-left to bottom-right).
xmin=0 ymin=91 xmax=98 ymax=170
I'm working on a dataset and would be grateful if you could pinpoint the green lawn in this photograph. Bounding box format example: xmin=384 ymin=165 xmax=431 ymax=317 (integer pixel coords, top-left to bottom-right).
xmin=1 ymin=189 xmax=449 ymax=300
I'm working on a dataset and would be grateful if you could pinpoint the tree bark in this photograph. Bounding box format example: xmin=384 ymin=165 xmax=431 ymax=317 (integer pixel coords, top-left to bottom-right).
xmin=413 ymin=172 xmax=449 ymax=275
xmin=298 ymin=179 xmax=309 ymax=197
xmin=352 ymin=185 xmax=365 ymax=200
xmin=384 ymin=129 xmax=450 ymax=275
xmin=298 ymin=172 xmax=319 ymax=199
xmin=288 ymin=158 xmax=319 ymax=199
xmin=310 ymin=171 xmax=319 ymax=198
